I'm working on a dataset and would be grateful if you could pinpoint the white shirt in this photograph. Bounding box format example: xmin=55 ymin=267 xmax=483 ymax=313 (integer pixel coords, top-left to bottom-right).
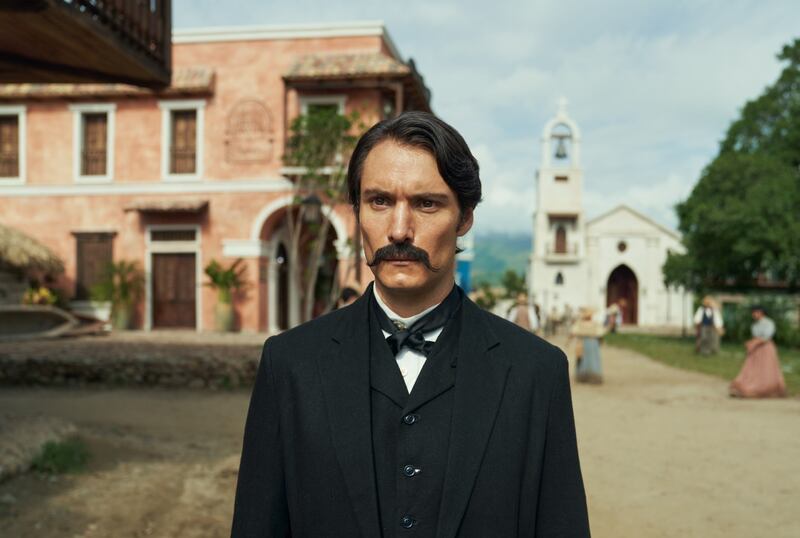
xmin=373 ymin=287 xmax=444 ymax=393
xmin=693 ymin=306 xmax=723 ymax=329
xmin=504 ymin=304 xmax=539 ymax=331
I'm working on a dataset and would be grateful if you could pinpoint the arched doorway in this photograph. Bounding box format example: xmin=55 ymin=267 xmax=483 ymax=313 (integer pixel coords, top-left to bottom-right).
xmin=275 ymin=242 xmax=289 ymax=331
xmin=252 ymin=196 xmax=349 ymax=332
xmin=606 ymin=264 xmax=638 ymax=324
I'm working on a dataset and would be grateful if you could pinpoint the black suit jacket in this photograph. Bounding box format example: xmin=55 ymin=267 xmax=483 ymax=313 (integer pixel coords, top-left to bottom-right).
xmin=231 ymin=291 xmax=590 ymax=538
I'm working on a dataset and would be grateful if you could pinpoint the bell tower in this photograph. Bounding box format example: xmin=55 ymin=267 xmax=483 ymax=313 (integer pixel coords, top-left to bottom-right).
xmin=529 ymin=98 xmax=587 ymax=316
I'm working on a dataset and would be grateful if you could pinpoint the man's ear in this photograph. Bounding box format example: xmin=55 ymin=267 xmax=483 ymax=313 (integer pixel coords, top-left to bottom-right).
xmin=457 ymin=208 xmax=474 ymax=236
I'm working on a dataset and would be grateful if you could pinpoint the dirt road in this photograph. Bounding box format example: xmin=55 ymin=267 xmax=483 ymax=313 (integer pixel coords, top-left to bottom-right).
xmin=1 ymin=342 xmax=798 ymax=537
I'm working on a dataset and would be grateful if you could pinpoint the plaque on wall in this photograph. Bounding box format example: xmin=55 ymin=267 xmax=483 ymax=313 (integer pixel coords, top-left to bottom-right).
xmin=226 ymin=99 xmax=275 ymax=163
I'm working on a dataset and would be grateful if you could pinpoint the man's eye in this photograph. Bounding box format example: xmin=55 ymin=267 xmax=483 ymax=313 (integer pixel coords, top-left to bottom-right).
xmin=420 ymin=199 xmax=436 ymax=209
xmin=372 ymin=197 xmax=387 ymax=206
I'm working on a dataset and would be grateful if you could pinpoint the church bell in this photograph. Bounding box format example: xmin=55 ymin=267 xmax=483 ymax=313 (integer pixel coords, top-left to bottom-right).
xmin=554 ymin=136 xmax=568 ymax=160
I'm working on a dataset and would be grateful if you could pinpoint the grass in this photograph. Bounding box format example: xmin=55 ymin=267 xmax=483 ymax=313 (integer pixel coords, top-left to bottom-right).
xmin=604 ymin=333 xmax=800 ymax=396
xmin=30 ymin=438 xmax=90 ymax=474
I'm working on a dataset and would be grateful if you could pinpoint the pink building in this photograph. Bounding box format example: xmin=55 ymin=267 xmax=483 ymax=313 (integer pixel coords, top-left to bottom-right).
xmin=0 ymin=21 xmax=431 ymax=333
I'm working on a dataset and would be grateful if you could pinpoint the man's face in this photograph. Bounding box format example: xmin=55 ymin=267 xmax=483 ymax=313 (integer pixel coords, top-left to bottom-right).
xmin=358 ymin=140 xmax=473 ymax=296
xmin=752 ymin=309 xmax=764 ymax=321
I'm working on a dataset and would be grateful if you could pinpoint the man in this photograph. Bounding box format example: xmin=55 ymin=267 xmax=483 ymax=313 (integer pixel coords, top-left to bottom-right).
xmin=693 ymin=295 xmax=723 ymax=355
xmin=231 ymin=112 xmax=590 ymax=537
xmin=506 ymin=291 xmax=540 ymax=334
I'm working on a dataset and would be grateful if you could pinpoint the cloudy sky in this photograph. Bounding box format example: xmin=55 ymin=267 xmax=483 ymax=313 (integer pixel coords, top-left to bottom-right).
xmin=175 ymin=1 xmax=798 ymax=234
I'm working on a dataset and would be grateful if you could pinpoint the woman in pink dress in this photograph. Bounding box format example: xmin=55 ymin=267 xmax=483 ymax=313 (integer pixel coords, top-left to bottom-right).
xmin=729 ymin=305 xmax=787 ymax=398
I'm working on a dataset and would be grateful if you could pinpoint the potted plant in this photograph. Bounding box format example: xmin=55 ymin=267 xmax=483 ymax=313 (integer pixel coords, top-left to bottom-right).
xmin=90 ymin=260 xmax=144 ymax=330
xmin=205 ymin=258 xmax=247 ymax=332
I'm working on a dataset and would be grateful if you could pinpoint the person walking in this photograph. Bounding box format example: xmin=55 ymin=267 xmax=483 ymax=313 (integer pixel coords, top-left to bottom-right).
xmin=729 ymin=305 xmax=787 ymax=398
xmin=506 ymin=291 xmax=540 ymax=334
xmin=570 ymin=307 xmax=605 ymax=384
xmin=693 ymin=296 xmax=724 ymax=355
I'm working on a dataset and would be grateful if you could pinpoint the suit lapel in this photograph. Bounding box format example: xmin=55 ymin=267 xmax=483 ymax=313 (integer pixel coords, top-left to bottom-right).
xmin=437 ymin=298 xmax=510 ymax=538
xmin=316 ymin=293 xmax=381 ymax=538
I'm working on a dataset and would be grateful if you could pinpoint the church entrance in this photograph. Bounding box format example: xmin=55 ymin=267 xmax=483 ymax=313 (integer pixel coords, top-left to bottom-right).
xmin=606 ymin=264 xmax=638 ymax=325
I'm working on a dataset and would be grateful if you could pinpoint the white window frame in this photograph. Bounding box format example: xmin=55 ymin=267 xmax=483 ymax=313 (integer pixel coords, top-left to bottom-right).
xmin=70 ymin=103 xmax=116 ymax=183
xmin=299 ymin=94 xmax=346 ymax=116
xmin=0 ymin=105 xmax=26 ymax=185
xmin=159 ymin=99 xmax=205 ymax=182
xmin=144 ymin=224 xmax=203 ymax=331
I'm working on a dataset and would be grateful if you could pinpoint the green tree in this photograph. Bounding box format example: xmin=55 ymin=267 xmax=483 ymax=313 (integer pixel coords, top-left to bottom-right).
xmin=665 ymin=39 xmax=800 ymax=291
xmin=283 ymin=107 xmax=362 ymax=322
xmin=500 ymin=269 xmax=527 ymax=299
xmin=473 ymin=280 xmax=498 ymax=311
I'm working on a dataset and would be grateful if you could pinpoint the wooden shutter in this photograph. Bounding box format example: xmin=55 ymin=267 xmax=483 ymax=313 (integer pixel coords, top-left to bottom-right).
xmin=555 ymin=226 xmax=567 ymax=254
xmin=75 ymin=233 xmax=114 ymax=300
xmin=82 ymin=113 xmax=107 ymax=176
xmin=171 ymin=110 xmax=196 ymax=174
xmin=0 ymin=115 xmax=19 ymax=178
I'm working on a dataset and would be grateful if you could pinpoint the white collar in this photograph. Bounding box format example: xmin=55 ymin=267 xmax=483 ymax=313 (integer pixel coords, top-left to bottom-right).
xmin=373 ymin=285 xmax=440 ymax=328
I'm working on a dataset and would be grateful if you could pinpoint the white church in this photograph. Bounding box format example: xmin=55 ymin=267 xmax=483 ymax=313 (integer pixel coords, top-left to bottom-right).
xmin=528 ymin=100 xmax=692 ymax=328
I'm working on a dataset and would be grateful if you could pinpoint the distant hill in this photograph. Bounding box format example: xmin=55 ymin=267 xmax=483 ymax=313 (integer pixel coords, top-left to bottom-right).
xmin=472 ymin=231 xmax=532 ymax=285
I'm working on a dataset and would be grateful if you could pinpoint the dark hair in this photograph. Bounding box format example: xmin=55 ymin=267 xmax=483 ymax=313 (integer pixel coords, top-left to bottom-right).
xmin=340 ymin=287 xmax=359 ymax=302
xmin=750 ymin=304 xmax=766 ymax=314
xmin=347 ymin=111 xmax=482 ymax=215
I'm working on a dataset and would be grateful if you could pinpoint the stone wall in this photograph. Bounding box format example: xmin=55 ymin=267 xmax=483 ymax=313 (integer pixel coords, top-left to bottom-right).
xmin=0 ymin=332 xmax=263 ymax=389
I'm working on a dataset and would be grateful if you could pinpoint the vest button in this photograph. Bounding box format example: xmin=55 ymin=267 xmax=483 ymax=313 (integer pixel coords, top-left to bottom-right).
xmin=402 ymin=464 xmax=419 ymax=477
xmin=402 ymin=413 xmax=418 ymax=425
xmin=400 ymin=515 xmax=416 ymax=529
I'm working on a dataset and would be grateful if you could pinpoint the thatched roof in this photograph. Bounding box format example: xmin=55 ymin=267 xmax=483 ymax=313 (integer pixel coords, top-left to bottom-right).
xmin=0 ymin=223 xmax=64 ymax=274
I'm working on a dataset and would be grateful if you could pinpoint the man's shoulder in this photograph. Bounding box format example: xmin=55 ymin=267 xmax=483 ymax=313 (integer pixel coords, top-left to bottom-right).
xmin=478 ymin=306 xmax=567 ymax=372
xmin=267 ymin=306 xmax=348 ymax=348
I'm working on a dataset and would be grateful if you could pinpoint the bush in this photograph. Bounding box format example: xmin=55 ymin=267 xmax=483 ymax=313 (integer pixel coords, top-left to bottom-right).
xmin=31 ymin=438 xmax=90 ymax=474
xmin=721 ymin=295 xmax=800 ymax=348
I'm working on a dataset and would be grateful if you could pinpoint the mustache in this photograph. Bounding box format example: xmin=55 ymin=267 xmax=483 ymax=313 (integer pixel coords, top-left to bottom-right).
xmin=366 ymin=242 xmax=441 ymax=273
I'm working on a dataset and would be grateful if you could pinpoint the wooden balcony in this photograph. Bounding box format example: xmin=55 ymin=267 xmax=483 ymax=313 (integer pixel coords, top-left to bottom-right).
xmin=0 ymin=0 xmax=171 ymax=88
xmin=544 ymin=241 xmax=581 ymax=263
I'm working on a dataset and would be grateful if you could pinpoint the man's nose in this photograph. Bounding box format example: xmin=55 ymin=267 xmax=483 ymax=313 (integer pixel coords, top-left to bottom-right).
xmin=388 ymin=202 xmax=414 ymax=244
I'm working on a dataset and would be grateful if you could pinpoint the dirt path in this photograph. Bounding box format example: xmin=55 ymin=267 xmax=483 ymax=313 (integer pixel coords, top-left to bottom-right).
xmin=566 ymin=338 xmax=800 ymax=538
xmin=1 ymin=342 xmax=798 ymax=537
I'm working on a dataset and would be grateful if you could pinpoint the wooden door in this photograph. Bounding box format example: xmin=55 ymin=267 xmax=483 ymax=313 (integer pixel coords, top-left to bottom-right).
xmin=606 ymin=264 xmax=638 ymax=324
xmin=555 ymin=225 xmax=567 ymax=254
xmin=152 ymin=253 xmax=196 ymax=329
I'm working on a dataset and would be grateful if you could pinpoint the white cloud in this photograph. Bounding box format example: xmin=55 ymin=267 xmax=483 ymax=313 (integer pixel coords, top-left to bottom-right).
xmin=174 ymin=0 xmax=800 ymax=235
xmin=583 ymin=173 xmax=694 ymax=230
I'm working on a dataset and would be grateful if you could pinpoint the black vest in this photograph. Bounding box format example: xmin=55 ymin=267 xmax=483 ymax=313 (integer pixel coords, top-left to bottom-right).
xmin=369 ymin=298 xmax=460 ymax=538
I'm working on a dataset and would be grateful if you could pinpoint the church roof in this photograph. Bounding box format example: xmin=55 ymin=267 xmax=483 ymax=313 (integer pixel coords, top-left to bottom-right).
xmin=586 ymin=205 xmax=681 ymax=240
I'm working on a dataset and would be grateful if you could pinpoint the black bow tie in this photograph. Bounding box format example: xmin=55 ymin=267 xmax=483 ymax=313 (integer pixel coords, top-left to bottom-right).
xmin=372 ymin=284 xmax=462 ymax=357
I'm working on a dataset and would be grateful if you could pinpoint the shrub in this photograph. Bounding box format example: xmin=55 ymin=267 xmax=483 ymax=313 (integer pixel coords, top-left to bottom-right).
xmin=721 ymin=295 xmax=800 ymax=348
xmin=31 ymin=438 xmax=90 ymax=474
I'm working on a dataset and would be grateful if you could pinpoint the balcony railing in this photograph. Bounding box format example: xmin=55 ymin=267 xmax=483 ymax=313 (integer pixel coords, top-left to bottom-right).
xmin=546 ymin=242 xmax=579 ymax=256
xmin=0 ymin=0 xmax=172 ymax=87
xmin=64 ymin=0 xmax=171 ymax=69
